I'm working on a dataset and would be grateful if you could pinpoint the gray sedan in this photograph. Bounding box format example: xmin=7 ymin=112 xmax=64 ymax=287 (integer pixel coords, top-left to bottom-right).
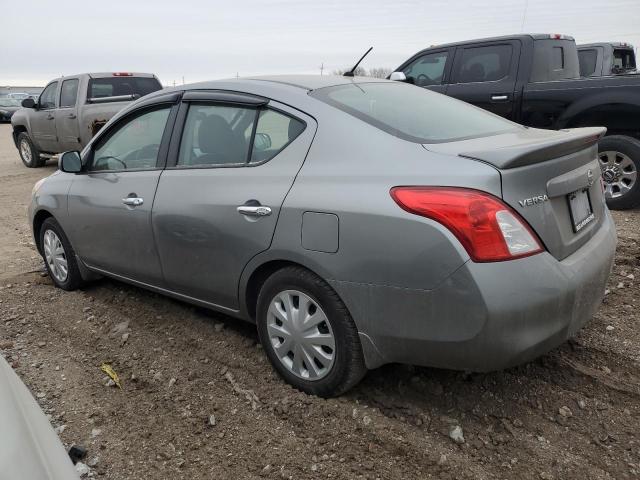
xmin=29 ymin=76 xmax=616 ymax=396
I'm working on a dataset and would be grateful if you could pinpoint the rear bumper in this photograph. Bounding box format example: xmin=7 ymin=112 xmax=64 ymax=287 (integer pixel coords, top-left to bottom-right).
xmin=332 ymin=209 xmax=617 ymax=371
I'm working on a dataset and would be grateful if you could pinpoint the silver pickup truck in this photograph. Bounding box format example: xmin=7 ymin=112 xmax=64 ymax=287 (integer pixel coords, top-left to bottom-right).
xmin=11 ymin=72 xmax=162 ymax=167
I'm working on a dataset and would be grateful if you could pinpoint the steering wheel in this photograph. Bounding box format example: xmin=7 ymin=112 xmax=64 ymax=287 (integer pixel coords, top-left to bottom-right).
xmin=416 ymin=74 xmax=433 ymax=86
xmin=94 ymin=156 xmax=127 ymax=170
xmin=133 ymin=143 xmax=160 ymax=160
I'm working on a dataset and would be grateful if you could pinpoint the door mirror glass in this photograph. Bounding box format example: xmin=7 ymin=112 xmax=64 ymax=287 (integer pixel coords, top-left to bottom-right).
xmin=21 ymin=98 xmax=36 ymax=108
xmin=59 ymin=151 xmax=82 ymax=173
xmin=389 ymin=71 xmax=407 ymax=81
xmin=253 ymin=132 xmax=272 ymax=151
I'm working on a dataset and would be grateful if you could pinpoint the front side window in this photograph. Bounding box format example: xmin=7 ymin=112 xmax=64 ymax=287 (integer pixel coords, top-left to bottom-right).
xmin=60 ymin=79 xmax=79 ymax=108
xmin=455 ymin=45 xmax=513 ymax=83
xmin=402 ymin=52 xmax=448 ymax=86
xmin=90 ymin=107 xmax=171 ymax=171
xmin=312 ymin=82 xmax=520 ymax=143
xmin=39 ymin=82 xmax=58 ymax=109
xmin=177 ymin=104 xmax=305 ymax=167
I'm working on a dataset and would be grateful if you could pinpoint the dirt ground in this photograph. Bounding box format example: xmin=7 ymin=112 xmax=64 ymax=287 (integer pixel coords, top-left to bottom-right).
xmin=0 ymin=122 xmax=638 ymax=480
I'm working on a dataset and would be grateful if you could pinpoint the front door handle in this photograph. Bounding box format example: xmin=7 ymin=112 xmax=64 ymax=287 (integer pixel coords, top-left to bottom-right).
xmin=67 ymin=113 xmax=77 ymax=119
xmin=46 ymin=113 xmax=55 ymax=120
xmin=237 ymin=205 xmax=272 ymax=217
xmin=122 ymin=197 xmax=144 ymax=207
xmin=491 ymin=95 xmax=509 ymax=102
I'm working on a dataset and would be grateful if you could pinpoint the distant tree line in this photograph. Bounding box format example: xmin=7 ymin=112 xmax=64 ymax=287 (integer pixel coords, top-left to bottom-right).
xmin=331 ymin=67 xmax=392 ymax=78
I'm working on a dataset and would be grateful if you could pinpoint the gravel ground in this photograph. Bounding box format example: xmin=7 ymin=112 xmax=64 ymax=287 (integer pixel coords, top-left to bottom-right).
xmin=0 ymin=123 xmax=638 ymax=480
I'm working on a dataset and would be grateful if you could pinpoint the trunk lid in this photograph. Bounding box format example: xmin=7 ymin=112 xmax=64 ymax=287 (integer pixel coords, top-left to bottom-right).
xmin=424 ymin=127 xmax=607 ymax=260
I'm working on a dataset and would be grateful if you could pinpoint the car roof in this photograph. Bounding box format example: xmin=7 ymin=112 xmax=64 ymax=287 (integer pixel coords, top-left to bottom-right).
xmin=578 ymin=42 xmax=634 ymax=49
xmin=182 ymin=75 xmax=388 ymax=93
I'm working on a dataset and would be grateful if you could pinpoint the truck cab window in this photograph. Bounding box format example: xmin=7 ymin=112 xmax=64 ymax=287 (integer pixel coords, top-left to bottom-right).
xmin=60 ymin=79 xmax=79 ymax=108
xmin=578 ymin=49 xmax=598 ymax=76
xmin=39 ymin=82 xmax=58 ymax=110
xmin=402 ymin=52 xmax=448 ymax=86
xmin=455 ymin=45 xmax=513 ymax=83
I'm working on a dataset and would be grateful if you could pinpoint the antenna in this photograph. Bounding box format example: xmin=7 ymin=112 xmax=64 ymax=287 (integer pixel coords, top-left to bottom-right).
xmin=343 ymin=47 xmax=373 ymax=77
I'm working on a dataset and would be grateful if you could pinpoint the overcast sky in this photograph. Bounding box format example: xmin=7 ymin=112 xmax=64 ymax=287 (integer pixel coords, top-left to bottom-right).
xmin=1 ymin=0 xmax=638 ymax=86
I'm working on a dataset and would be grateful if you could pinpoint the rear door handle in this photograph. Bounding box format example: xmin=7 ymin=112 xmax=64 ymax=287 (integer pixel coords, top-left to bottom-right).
xmin=237 ymin=205 xmax=272 ymax=217
xmin=67 ymin=113 xmax=77 ymax=119
xmin=491 ymin=95 xmax=509 ymax=102
xmin=46 ymin=113 xmax=55 ymax=120
xmin=122 ymin=197 xmax=144 ymax=207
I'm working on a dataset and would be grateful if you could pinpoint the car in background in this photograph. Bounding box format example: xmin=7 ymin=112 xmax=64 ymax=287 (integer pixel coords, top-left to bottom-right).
xmin=6 ymin=92 xmax=39 ymax=100
xmin=29 ymin=76 xmax=615 ymax=396
xmin=391 ymin=34 xmax=640 ymax=209
xmin=578 ymin=42 xmax=636 ymax=77
xmin=0 ymin=97 xmax=22 ymax=122
xmin=11 ymin=72 xmax=162 ymax=167
xmin=0 ymin=354 xmax=79 ymax=479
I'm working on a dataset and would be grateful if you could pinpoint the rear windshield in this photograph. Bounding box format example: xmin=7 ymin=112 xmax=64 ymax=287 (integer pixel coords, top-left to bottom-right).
xmin=87 ymin=77 xmax=162 ymax=100
xmin=310 ymin=82 xmax=520 ymax=143
xmin=613 ymin=48 xmax=636 ymax=71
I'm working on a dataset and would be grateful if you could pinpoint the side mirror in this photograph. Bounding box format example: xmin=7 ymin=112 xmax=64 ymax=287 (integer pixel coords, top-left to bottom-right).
xmin=59 ymin=151 xmax=82 ymax=173
xmin=253 ymin=132 xmax=272 ymax=151
xmin=21 ymin=98 xmax=36 ymax=108
xmin=389 ymin=71 xmax=407 ymax=82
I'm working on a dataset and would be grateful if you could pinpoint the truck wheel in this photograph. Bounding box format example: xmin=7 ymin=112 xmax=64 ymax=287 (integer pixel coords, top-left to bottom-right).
xmin=598 ymin=135 xmax=640 ymax=210
xmin=17 ymin=132 xmax=44 ymax=168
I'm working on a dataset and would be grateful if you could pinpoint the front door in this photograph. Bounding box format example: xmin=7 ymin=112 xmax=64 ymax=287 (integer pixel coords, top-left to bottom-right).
xmin=31 ymin=81 xmax=59 ymax=152
xmin=56 ymin=78 xmax=82 ymax=152
xmin=67 ymin=104 xmax=176 ymax=285
xmin=445 ymin=41 xmax=520 ymax=120
xmin=152 ymin=94 xmax=316 ymax=310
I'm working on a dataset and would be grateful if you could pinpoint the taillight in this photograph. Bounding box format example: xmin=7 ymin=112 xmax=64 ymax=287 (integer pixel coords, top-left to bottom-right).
xmin=390 ymin=187 xmax=544 ymax=262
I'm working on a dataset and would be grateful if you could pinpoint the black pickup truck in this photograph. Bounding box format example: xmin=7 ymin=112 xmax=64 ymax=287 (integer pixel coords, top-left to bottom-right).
xmin=391 ymin=34 xmax=640 ymax=209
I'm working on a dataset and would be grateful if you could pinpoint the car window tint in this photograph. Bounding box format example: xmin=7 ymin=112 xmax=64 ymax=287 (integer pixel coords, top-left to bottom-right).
xmin=249 ymin=109 xmax=305 ymax=164
xmin=401 ymin=52 xmax=448 ymax=86
xmin=60 ymin=79 xmax=79 ymax=108
xmin=88 ymin=77 xmax=162 ymax=99
xmin=178 ymin=104 xmax=257 ymax=167
xmin=312 ymin=82 xmax=520 ymax=143
xmin=39 ymin=82 xmax=58 ymax=109
xmin=90 ymin=107 xmax=171 ymax=171
xmin=456 ymin=45 xmax=512 ymax=83
xmin=578 ymin=49 xmax=598 ymax=76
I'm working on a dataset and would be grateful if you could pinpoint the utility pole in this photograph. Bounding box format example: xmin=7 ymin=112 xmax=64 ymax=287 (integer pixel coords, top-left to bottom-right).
xmin=182 ymin=76 xmax=185 ymax=85
xmin=319 ymin=62 xmax=324 ymax=76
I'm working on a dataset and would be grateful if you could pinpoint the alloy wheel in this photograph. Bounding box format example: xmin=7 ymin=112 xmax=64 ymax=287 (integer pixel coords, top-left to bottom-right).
xmin=43 ymin=229 xmax=68 ymax=283
xmin=599 ymin=150 xmax=637 ymax=199
xmin=20 ymin=139 xmax=32 ymax=164
xmin=266 ymin=290 xmax=336 ymax=380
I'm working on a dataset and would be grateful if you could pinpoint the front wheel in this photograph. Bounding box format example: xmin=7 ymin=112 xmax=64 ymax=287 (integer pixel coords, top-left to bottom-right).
xmin=39 ymin=217 xmax=85 ymax=290
xmin=17 ymin=132 xmax=44 ymax=168
xmin=598 ymin=135 xmax=640 ymax=210
xmin=256 ymin=266 xmax=367 ymax=397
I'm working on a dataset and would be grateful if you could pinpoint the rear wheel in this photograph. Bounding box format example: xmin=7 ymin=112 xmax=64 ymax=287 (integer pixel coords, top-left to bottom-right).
xmin=598 ymin=135 xmax=640 ymax=210
xmin=17 ymin=132 xmax=44 ymax=168
xmin=256 ymin=266 xmax=367 ymax=397
xmin=39 ymin=217 xmax=85 ymax=290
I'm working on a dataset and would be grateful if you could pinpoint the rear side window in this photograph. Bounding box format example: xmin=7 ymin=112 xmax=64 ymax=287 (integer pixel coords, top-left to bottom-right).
xmin=578 ymin=49 xmax=598 ymax=76
xmin=177 ymin=105 xmax=305 ymax=167
xmin=88 ymin=77 xmax=162 ymax=100
xmin=312 ymin=82 xmax=520 ymax=143
xmin=531 ymin=40 xmax=580 ymax=82
xmin=454 ymin=44 xmax=513 ymax=83
xmin=39 ymin=82 xmax=58 ymax=109
xmin=401 ymin=51 xmax=449 ymax=86
xmin=59 ymin=79 xmax=79 ymax=108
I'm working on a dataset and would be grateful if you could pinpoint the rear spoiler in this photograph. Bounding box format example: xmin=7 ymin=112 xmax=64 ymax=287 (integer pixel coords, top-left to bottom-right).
xmin=458 ymin=127 xmax=606 ymax=169
xmin=86 ymin=94 xmax=141 ymax=104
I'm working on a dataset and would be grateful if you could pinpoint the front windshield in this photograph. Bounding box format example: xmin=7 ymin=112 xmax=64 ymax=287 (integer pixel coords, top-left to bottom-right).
xmin=0 ymin=98 xmax=21 ymax=107
xmin=311 ymin=82 xmax=520 ymax=143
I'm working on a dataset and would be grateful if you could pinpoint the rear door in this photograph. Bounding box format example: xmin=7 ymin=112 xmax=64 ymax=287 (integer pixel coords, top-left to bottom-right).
xmin=31 ymin=81 xmax=59 ymax=152
xmin=397 ymin=48 xmax=454 ymax=94
xmin=446 ymin=40 xmax=520 ymax=119
xmin=56 ymin=77 xmax=81 ymax=152
xmin=67 ymin=96 xmax=179 ymax=285
xmin=152 ymin=91 xmax=316 ymax=310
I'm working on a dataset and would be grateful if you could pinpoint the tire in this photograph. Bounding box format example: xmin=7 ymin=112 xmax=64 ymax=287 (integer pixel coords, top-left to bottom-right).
xmin=598 ymin=135 xmax=640 ymax=210
xmin=17 ymin=132 xmax=44 ymax=168
xmin=39 ymin=217 xmax=85 ymax=291
xmin=256 ymin=266 xmax=367 ymax=397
